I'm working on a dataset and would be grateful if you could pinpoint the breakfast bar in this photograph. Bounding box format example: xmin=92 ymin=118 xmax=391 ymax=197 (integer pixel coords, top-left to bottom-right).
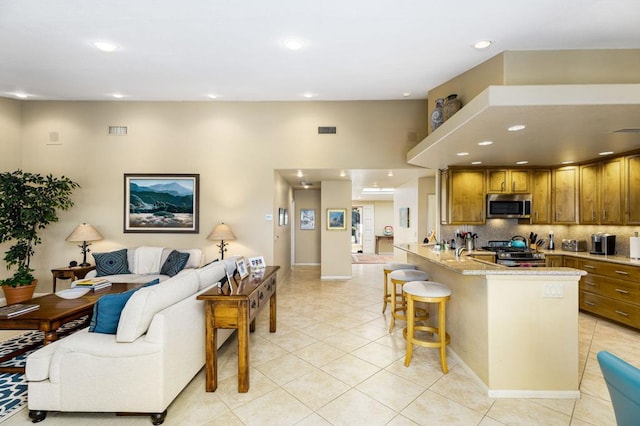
xmin=395 ymin=243 xmax=586 ymax=399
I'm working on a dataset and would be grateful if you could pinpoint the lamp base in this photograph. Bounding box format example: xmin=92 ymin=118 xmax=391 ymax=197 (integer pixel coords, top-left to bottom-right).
xmin=78 ymin=262 xmax=91 ymax=267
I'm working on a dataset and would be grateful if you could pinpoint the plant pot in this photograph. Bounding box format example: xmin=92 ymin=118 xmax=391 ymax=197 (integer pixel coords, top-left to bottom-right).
xmin=2 ymin=280 xmax=37 ymax=305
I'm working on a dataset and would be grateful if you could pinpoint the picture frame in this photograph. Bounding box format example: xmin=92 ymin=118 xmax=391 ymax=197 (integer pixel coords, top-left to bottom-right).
xmin=248 ymin=255 xmax=266 ymax=270
xmin=300 ymin=209 xmax=315 ymax=230
xmin=235 ymin=257 xmax=249 ymax=279
xmin=124 ymin=173 xmax=199 ymax=233
xmin=278 ymin=208 xmax=285 ymax=226
xmin=327 ymin=208 xmax=347 ymax=230
xmin=400 ymin=207 xmax=410 ymax=228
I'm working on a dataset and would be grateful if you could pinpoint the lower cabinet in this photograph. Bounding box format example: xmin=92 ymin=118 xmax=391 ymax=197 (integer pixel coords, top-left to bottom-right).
xmin=575 ymin=257 xmax=640 ymax=329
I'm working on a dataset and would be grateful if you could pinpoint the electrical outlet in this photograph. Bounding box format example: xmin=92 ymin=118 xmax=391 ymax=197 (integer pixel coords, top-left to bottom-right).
xmin=543 ymin=283 xmax=564 ymax=298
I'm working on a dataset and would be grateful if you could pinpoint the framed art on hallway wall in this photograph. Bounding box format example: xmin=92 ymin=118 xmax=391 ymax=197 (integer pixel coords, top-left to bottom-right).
xmin=124 ymin=173 xmax=199 ymax=233
xmin=326 ymin=208 xmax=346 ymax=230
xmin=300 ymin=209 xmax=315 ymax=230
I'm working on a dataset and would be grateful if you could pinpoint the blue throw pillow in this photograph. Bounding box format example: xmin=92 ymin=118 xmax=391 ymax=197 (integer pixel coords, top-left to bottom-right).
xmin=160 ymin=250 xmax=190 ymax=277
xmin=89 ymin=288 xmax=138 ymax=334
xmin=143 ymin=278 xmax=160 ymax=287
xmin=93 ymin=249 xmax=130 ymax=277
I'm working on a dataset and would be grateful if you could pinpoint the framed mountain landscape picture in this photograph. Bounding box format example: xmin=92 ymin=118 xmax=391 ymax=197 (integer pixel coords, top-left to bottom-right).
xmin=124 ymin=173 xmax=199 ymax=233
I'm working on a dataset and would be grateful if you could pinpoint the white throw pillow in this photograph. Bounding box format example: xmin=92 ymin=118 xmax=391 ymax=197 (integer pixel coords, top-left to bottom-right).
xmin=116 ymin=270 xmax=200 ymax=342
xmin=195 ymin=261 xmax=226 ymax=291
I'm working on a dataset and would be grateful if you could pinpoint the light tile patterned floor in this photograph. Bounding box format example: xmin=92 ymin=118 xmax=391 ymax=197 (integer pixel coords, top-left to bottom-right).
xmin=5 ymin=264 xmax=634 ymax=425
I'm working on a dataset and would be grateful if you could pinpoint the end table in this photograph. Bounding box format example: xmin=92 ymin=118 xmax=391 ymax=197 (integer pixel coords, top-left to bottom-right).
xmin=51 ymin=265 xmax=95 ymax=292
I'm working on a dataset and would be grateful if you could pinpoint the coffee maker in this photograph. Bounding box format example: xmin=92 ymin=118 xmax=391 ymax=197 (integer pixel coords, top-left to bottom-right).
xmin=590 ymin=233 xmax=616 ymax=255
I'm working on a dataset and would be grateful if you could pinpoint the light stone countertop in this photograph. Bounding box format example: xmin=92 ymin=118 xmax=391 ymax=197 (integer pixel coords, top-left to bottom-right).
xmin=540 ymin=249 xmax=640 ymax=267
xmin=394 ymin=243 xmax=586 ymax=276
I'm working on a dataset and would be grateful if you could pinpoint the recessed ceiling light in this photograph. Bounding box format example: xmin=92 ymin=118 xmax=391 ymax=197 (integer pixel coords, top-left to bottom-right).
xmin=473 ymin=40 xmax=493 ymax=49
xmin=561 ymin=160 xmax=574 ymax=165
xmin=111 ymin=93 xmax=124 ymax=99
xmin=508 ymin=124 xmax=526 ymax=132
xmin=516 ymin=161 xmax=528 ymax=165
xmin=13 ymin=92 xmax=29 ymax=99
xmin=296 ymin=170 xmax=303 ymax=177
xmin=283 ymin=38 xmax=304 ymax=51
xmin=599 ymin=151 xmax=614 ymax=156
xmin=302 ymin=92 xmax=314 ymax=99
xmin=402 ymin=92 xmax=411 ymax=97
xmin=92 ymin=41 xmax=118 ymax=52
xmin=387 ymin=170 xmax=394 ymax=177
xmin=471 ymin=161 xmax=482 ymax=165
xmin=478 ymin=141 xmax=493 ymax=146
xmin=207 ymin=94 xmax=219 ymax=100
xmin=456 ymin=152 xmax=469 ymax=156
xmin=340 ymin=170 xmax=346 ymax=177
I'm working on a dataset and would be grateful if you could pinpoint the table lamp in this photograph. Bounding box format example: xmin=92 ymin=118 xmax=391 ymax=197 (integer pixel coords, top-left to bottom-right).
xmin=65 ymin=223 xmax=103 ymax=266
xmin=207 ymin=223 xmax=236 ymax=260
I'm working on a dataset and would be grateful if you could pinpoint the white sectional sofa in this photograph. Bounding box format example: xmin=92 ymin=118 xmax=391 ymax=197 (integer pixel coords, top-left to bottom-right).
xmin=25 ymin=258 xmax=236 ymax=425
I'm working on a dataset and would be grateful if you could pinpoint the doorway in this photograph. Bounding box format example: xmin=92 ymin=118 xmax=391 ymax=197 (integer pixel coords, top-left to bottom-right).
xmin=351 ymin=206 xmax=363 ymax=253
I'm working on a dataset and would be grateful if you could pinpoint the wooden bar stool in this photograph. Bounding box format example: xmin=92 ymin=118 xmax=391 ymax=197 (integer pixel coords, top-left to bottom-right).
xmin=388 ymin=269 xmax=429 ymax=332
xmin=403 ymin=280 xmax=451 ymax=373
xmin=382 ymin=263 xmax=416 ymax=313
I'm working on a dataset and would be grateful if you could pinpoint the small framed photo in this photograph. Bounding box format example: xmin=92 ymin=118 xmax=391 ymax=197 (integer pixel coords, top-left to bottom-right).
xmin=249 ymin=256 xmax=266 ymax=270
xmin=400 ymin=207 xmax=410 ymax=228
xmin=300 ymin=209 xmax=315 ymax=230
xmin=327 ymin=208 xmax=347 ymax=230
xmin=235 ymin=257 xmax=249 ymax=279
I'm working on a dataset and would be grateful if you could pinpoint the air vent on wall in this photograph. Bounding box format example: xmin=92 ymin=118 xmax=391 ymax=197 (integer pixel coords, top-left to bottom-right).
xmin=318 ymin=126 xmax=337 ymax=134
xmin=108 ymin=126 xmax=128 ymax=136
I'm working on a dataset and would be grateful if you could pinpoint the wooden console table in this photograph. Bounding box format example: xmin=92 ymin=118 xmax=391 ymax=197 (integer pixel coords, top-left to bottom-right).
xmin=375 ymin=235 xmax=394 ymax=254
xmin=51 ymin=265 xmax=95 ymax=292
xmin=198 ymin=265 xmax=279 ymax=393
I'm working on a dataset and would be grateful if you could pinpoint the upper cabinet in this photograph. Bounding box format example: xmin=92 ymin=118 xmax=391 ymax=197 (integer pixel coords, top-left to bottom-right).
xmin=626 ymin=154 xmax=640 ymax=225
xmin=441 ymin=169 xmax=485 ymax=225
xmin=579 ymin=158 xmax=624 ymax=225
xmin=552 ymin=166 xmax=578 ymax=224
xmin=530 ymin=169 xmax=551 ymax=224
xmin=487 ymin=169 xmax=530 ymax=193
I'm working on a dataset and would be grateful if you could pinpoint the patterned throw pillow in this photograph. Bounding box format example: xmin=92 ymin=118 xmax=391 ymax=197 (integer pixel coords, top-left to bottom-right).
xmin=160 ymin=250 xmax=190 ymax=277
xmin=93 ymin=249 xmax=131 ymax=277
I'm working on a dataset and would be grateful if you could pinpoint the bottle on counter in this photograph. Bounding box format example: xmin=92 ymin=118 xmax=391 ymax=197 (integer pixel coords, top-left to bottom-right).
xmin=450 ymin=239 xmax=456 ymax=249
xmin=548 ymin=231 xmax=555 ymax=250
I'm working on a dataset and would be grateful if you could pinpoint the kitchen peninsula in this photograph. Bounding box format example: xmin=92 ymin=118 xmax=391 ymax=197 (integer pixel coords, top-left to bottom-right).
xmin=395 ymin=243 xmax=586 ymax=399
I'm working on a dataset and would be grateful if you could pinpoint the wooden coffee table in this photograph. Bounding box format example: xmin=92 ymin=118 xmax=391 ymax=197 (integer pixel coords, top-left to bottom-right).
xmin=0 ymin=283 xmax=141 ymax=373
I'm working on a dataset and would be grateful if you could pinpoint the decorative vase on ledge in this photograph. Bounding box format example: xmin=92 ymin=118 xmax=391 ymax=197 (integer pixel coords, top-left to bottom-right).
xmin=443 ymin=94 xmax=462 ymax=121
xmin=430 ymin=98 xmax=445 ymax=132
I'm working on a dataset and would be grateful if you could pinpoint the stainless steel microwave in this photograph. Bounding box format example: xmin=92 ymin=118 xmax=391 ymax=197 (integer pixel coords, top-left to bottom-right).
xmin=486 ymin=193 xmax=531 ymax=219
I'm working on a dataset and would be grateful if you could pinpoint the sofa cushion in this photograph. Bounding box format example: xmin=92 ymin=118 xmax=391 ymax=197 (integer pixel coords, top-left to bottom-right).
xmin=116 ymin=271 xmax=200 ymax=342
xmin=93 ymin=249 xmax=131 ymax=276
xmin=160 ymin=250 xmax=190 ymax=277
xmin=89 ymin=288 xmax=139 ymax=334
xmin=195 ymin=261 xmax=227 ymax=291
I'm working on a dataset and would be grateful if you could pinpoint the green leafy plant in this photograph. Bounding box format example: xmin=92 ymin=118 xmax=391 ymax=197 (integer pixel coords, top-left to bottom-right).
xmin=0 ymin=170 xmax=79 ymax=287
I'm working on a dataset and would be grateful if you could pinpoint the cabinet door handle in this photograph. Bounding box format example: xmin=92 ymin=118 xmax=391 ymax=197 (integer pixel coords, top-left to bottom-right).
xmin=585 ymin=301 xmax=597 ymax=306
xmin=592 ymin=211 xmax=595 ymax=221
xmin=615 ymin=270 xmax=629 ymax=275
xmin=583 ymin=265 xmax=596 ymax=269
xmin=501 ymin=182 xmax=505 ymax=191
xmin=615 ymin=288 xmax=629 ymax=295
xmin=615 ymin=310 xmax=629 ymax=317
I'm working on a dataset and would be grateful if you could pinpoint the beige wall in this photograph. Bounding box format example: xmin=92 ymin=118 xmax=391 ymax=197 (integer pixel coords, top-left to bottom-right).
xmin=321 ymin=180 xmax=352 ymax=279
xmin=3 ymin=99 xmax=427 ymax=291
xmin=0 ymin=97 xmax=22 ymax=170
xmin=393 ymin=178 xmax=420 ymax=245
xmin=294 ymin=189 xmax=321 ymax=264
xmin=273 ymin=172 xmax=293 ymax=274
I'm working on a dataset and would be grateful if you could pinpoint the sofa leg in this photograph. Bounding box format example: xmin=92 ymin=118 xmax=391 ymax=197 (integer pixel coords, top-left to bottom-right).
xmin=150 ymin=410 xmax=167 ymax=425
xmin=28 ymin=410 xmax=47 ymax=423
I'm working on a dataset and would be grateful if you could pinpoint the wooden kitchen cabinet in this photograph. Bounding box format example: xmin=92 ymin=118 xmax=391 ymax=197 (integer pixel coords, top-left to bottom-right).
xmin=576 ymin=257 xmax=640 ymax=329
xmin=580 ymin=158 xmax=624 ymax=225
xmin=552 ymin=166 xmax=578 ymax=224
xmin=530 ymin=169 xmax=551 ymax=224
xmin=626 ymin=154 xmax=640 ymax=224
xmin=545 ymin=254 xmax=564 ymax=267
xmin=487 ymin=169 xmax=530 ymax=193
xmin=442 ymin=169 xmax=485 ymax=225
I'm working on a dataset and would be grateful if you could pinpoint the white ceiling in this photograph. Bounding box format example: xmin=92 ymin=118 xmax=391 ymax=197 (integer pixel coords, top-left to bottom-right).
xmin=2 ymin=0 xmax=640 ymax=198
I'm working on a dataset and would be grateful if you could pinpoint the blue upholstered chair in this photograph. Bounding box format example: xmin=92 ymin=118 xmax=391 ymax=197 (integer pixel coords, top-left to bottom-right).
xmin=597 ymin=350 xmax=640 ymax=426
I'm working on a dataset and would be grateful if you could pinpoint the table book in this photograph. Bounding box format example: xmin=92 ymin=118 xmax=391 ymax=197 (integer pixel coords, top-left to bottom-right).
xmin=0 ymin=303 xmax=40 ymax=318
xmin=72 ymin=278 xmax=112 ymax=290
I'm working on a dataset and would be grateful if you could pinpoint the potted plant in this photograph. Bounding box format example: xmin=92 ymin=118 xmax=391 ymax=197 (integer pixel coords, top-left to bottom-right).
xmin=0 ymin=170 xmax=79 ymax=304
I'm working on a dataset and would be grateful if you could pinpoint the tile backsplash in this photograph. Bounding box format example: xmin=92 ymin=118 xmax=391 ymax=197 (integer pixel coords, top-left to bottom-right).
xmin=440 ymin=220 xmax=640 ymax=257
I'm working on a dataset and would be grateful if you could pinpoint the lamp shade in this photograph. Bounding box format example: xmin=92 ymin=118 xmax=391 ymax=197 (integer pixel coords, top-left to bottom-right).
xmin=65 ymin=223 xmax=103 ymax=242
xmin=207 ymin=223 xmax=236 ymax=241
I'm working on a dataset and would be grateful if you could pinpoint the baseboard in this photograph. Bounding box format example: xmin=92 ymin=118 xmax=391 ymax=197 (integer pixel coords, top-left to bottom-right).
xmin=294 ymin=263 xmax=321 ymax=266
xmin=320 ymin=275 xmax=352 ymax=280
